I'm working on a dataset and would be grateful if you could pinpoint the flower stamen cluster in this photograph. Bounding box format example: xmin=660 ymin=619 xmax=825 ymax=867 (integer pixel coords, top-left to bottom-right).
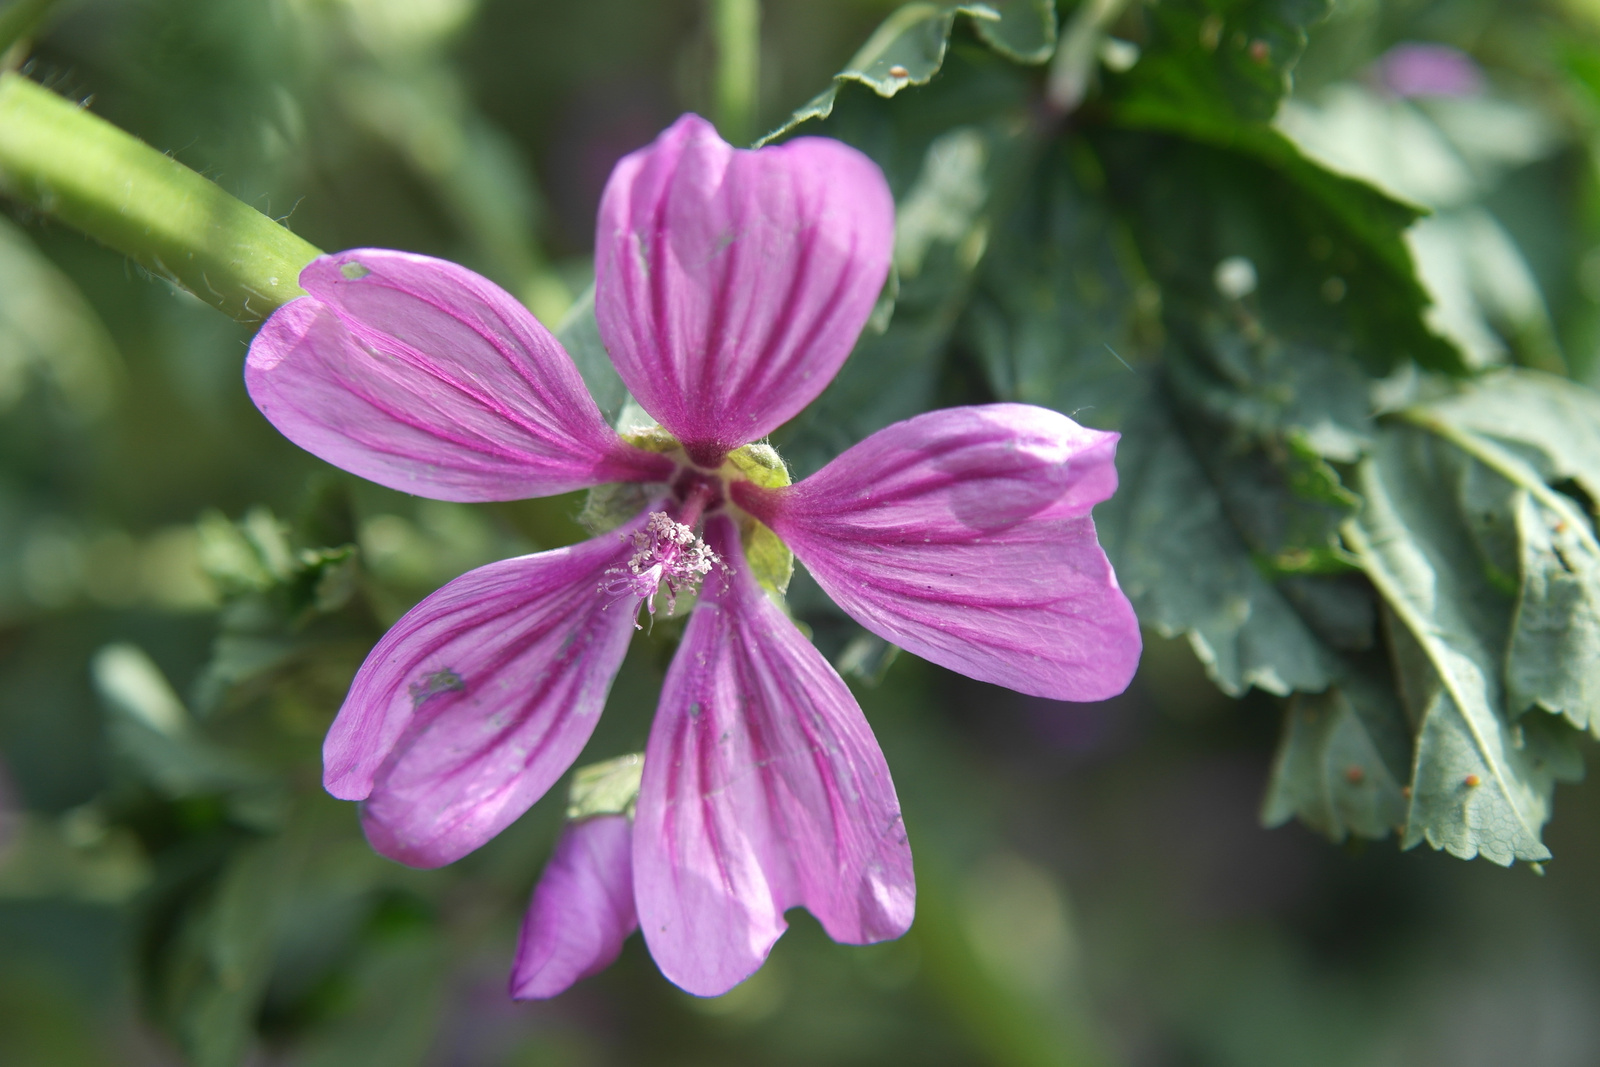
xmin=604 ymin=511 xmax=720 ymax=623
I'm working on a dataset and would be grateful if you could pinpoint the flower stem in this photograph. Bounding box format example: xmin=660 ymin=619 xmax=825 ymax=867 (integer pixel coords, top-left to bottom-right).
xmin=711 ymin=0 xmax=760 ymax=145
xmin=0 ymin=72 xmax=322 ymax=322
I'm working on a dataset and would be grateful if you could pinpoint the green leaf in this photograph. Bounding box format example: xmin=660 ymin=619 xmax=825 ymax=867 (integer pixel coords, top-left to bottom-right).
xmin=1398 ymin=372 xmax=1600 ymax=739
xmin=1094 ymin=129 xmax=1459 ymax=376
xmin=553 ymin=285 xmax=630 ymax=425
xmin=293 ymin=928 xmax=444 ymax=1067
xmin=91 ymin=644 xmax=268 ymax=799
xmin=1506 ymin=490 xmax=1600 ymax=737
xmin=761 ymin=1 xmax=1056 ymax=145
xmin=1095 ymin=386 xmax=1335 ymax=696
xmin=1262 ymin=678 xmax=1410 ymax=843
xmin=1345 ymin=427 xmax=1578 ymax=864
xmin=0 ymin=73 xmax=321 ymax=322
xmin=0 ymin=216 xmax=120 ymax=420
xmin=1421 ymin=369 xmax=1600 ymax=505
xmin=1104 ymin=0 xmax=1329 ymax=128
xmin=971 ymin=0 xmax=1058 ymax=63
xmin=159 ymin=836 xmax=299 ymax=1067
xmin=962 ymin=135 xmax=1152 ymax=421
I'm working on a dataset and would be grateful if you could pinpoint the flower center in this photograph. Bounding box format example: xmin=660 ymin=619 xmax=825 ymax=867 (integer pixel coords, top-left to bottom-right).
xmin=604 ymin=510 xmax=720 ymax=625
xmin=584 ymin=426 xmax=795 ymax=605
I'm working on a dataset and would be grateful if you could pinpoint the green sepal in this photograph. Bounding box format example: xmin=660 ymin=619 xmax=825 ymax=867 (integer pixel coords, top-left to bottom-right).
xmin=578 ymin=482 xmax=654 ymax=536
xmin=578 ymin=424 xmax=680 ymax=534
xmin=725 ymin=442 xmax=795 ymax=597
xmin=621 ymin=424 xmax=681 ymax=454
xmin=725 ymin=441 xmax=790 ymax=488
xmin=566 ymin=753 xmax=644 ymax=820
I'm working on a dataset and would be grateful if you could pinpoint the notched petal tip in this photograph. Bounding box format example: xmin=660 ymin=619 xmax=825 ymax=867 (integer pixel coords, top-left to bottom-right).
xmin=633 ymin=515 xmax=914 ymax=996
xmin=595 ymin=116 xmax=894 ymax=454
xmin=738 ymin=404 xmax=1143 ymax=702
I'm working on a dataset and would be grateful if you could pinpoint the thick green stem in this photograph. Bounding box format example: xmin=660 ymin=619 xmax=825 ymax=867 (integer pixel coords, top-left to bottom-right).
xmin=711 ymin=0 xmax=760 ymax=145
xmin=0 ymin=73 xmax=321 ymax=322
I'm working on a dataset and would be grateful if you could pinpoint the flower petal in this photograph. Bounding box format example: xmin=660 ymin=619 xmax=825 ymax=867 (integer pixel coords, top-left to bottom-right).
xmin=733 ymin=404 xmax=1142 ymax=701
xmin=511 ymin=814 xmax=639 ymax=999
xmin=324 ymin=522 xmax=645 ymax=867
xmin=633 ymin=515 xmax=913 ymax=997
xmin=595 ymin=115 xmax=893 ymax=464
xmin=247 ymin=249 xmax=672 ymax=502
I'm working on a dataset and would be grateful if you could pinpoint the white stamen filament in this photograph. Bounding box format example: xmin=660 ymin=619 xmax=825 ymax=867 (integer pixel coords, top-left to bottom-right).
xmin=603 ymin=512 xmax=720 ymax=626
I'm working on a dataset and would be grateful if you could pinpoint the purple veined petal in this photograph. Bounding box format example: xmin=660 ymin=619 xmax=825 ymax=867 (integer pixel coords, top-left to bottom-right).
xmin=633 ymin=514 xmax=914 ymax=997
xmin=511 ymin=814 xmax=639 ymax=999
xmin=247 ymin=249 xmax=674 ymax=503
xmin=595 ymin=115 xmax=894 ymax=465
xmin=325 ymin=518 xmax=648 ymax=867
xmin=733 ymin=404 xmax=1142 ymax=702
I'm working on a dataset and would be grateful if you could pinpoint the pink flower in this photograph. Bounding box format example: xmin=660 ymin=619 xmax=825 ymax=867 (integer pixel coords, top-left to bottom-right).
xmin=244 ymin=115 xmax=1141 ymax=997
xmin=1373 ymin=42 xmax=1484 ymax=99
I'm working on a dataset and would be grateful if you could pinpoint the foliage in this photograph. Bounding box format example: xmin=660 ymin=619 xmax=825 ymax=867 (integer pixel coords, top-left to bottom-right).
xmin=760 ymin=0 xmax=1600 ymax=865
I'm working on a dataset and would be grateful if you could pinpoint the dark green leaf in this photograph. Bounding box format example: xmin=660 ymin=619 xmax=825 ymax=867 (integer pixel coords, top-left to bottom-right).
xmin=554 ymin=285 xmax=629 ymax=425
xmin=1262 ymin=676 xmax=1410 ymax=843
xmin=1346 ymin=426 xmax=1577 ymax=864
xmin=1094 ymin=130 xmax=1459 ymax=376
xmin=1422 ymin=369 xmax=1600 ymax=505
xmin=1405 ymin=371 xmax=1600 ymax=738
xmin=293 ymin=930 xmax=444 ymax=1067
xmin=1104 ymin=0 xmax=1329 ymax=127
xmin=1095 ymin=383 xmax=1336 ymax=696
xmin=1506 ymin=490 xmax=1600 ymax=737
xmin=159 ymin=836 xmax=299 ymax=1067
xmin=762 ymin=1 xmax=1056 ymax=145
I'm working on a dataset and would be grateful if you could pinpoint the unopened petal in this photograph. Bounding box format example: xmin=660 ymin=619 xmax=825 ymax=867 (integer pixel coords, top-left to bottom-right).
xmin=734 ymin=404 xmax=1142 ymax=701
xmin=511 ymin=814 xmax=638 ymax=999
xmin=247 ymin=250 xmax=672 ymax=502
xmin=324 ymin=521 xmax=646 ymax=867
xmin=633 ymin=515 xmax=913 ymax=997
xmin=596 ymin=115 xmax=893 ymax=464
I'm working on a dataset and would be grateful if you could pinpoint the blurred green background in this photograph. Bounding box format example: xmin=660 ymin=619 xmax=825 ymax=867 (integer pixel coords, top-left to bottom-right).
xmin=3 ymin=1 xmax=1600 ymax=1065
